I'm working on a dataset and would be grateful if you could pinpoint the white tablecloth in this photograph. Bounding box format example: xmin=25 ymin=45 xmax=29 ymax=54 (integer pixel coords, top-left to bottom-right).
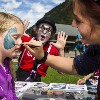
xmin=15 ymin=81 xmax=95 ymax=100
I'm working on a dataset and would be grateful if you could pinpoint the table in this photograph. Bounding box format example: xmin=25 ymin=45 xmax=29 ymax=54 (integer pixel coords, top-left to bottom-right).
xmin=15 ymin=81 xmax=96 ymax=100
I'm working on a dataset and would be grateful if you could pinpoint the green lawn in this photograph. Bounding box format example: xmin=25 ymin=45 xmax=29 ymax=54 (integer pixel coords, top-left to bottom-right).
xmin=42 ymin=67 xmax=83 ymax=84
xmin=13 ymin=61 xmax=83 ymax=84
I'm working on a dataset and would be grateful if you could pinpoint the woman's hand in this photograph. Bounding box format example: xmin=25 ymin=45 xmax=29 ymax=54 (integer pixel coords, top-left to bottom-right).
xmin=50 ymin=31 xmax=68 ymax=50
xmin=23 ymin=40 xmax=44 ymax=60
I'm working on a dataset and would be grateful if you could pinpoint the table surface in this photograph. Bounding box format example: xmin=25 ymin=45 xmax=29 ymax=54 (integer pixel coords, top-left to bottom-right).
xmin=15 ymin=81 xmax=96 ymax=100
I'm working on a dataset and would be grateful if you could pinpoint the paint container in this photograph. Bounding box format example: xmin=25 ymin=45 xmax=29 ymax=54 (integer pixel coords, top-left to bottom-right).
xmin=32 ymin=88 xmax=41 ymax=95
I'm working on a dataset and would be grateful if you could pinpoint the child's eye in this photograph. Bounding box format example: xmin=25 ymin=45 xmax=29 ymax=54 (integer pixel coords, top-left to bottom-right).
xmin=13 ymin=36 xmax=18 ymax=40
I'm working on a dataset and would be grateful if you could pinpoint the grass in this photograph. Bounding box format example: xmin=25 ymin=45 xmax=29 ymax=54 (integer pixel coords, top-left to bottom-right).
xmin=42 ymin=67 xmax=83 ymax=84
xmin=13 ymin=61 xmax=83 ymax=84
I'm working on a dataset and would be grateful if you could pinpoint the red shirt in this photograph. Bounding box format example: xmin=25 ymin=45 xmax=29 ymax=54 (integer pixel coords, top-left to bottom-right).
xmin=18 ymin=35 xmax=59 ymax=77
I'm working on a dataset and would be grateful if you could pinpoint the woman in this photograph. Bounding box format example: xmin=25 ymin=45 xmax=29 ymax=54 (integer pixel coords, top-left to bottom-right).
xmin=0 ymin=12 xmax=24 ymax=99
xmin=23 ymin=0 xmax=100 ymax=99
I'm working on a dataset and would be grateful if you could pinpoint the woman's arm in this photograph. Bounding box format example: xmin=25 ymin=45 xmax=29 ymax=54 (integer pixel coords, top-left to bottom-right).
xmin=46 ymin=54 xmax=77 ymax=74
xmin=23 ymin=40 xmax=78 ymax=75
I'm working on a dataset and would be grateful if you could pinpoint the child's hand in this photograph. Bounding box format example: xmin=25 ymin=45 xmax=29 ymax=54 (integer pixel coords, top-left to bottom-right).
xmin=23 ymin=19 xmax=30 ymax=31
xmin=50 ymin=31 xmax=68 ymax=50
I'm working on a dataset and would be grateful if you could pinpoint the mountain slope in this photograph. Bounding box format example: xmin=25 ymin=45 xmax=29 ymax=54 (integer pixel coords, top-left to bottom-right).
xmin=44 ymin=0 xmax=73 ymax=25
xmin=26 ymin=0 xmax=73 ymax=35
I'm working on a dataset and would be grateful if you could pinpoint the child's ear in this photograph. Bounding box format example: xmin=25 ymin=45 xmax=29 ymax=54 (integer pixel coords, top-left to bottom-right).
xmin=49 ymin=34 xmax=55 ymax=40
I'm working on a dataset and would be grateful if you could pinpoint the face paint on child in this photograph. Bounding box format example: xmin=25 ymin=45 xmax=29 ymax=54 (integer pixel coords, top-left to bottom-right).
xmin=4 ymin=27 xmax=17 ymax=50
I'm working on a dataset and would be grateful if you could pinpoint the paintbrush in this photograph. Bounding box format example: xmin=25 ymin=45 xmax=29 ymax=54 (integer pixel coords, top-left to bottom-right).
xmin=20 ymin=43 xmax=40 ymax=48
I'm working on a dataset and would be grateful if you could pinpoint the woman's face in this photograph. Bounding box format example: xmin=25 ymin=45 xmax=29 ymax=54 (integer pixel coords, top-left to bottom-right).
xmin=72 ymin=14 xmax=92 ymax=44
xmin=72 ymin=0 xmax=100 ymax=44
xmin=0 ymin=23 xmax=24 ymax=58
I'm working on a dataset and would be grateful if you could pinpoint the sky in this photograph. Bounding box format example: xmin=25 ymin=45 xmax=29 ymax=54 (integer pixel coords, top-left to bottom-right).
xmin=0 ymin=0 xmax=65 ymax=28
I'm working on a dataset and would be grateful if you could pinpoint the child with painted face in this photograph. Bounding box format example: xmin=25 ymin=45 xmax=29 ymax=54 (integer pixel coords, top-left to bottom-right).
xmin=16 ymin=17 xmax=67 ymax=82
xmin=0 ymin=12 xmax=24 ymax=100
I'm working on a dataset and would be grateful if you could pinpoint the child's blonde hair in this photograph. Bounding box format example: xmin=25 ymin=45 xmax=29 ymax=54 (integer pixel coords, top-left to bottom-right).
xmin=0 ymin=12 xmax=24 ymax=34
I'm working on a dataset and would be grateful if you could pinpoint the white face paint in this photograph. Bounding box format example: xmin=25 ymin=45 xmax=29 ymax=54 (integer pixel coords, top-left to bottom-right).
xmin=36 ymin=23 xmax=53 ymax=44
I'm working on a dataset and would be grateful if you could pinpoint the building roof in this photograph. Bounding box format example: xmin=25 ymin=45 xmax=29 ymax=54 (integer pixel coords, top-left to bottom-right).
xmin=55 ymin=24 xmax=79 ymax=36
